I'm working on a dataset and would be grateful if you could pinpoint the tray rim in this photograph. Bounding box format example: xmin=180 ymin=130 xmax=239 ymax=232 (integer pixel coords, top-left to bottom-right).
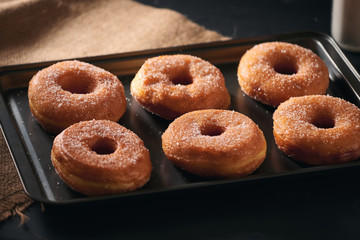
xmin=1 ymin=31 xmax=360 ymax=204
xmin=1 ymin=31 xmax=357 ymax=74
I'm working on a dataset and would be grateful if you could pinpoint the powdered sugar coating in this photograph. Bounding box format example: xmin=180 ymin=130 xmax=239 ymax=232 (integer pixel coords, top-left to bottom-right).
xmin=238 ymin=42 xmax=329 ymax=106
xmin=273 ymin=95 xmax=360 ymax=165
xmin=28 ymin=60 xmax=127 ymax=133
xmin=130 ymin=54 xmax=231 ymax=119
xmin=51 ymin=120 xmax=152 ymax=195
xmin=162 ymin=109 xmax=266 ymax=178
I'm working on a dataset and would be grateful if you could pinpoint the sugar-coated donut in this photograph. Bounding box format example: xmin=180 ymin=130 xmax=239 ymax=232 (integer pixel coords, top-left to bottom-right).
xmin=273 ymin=95 xmax=360 ymax=165
xmin=28 ymin=60 xmax=127 ymax=134
xmin=51 ymin=120 xmax=152 ymax=196
xmin=162 ymin=109 xmax=266 ymax=178
xmin=238 ymin=42 xmax=329 ymax=106
xmin=130 ymin=54 xmax=231 ymax=120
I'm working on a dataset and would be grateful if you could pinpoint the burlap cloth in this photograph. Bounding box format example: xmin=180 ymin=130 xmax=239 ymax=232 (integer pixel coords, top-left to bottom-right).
xmin=0 ymin=0 xmax=227 ymax=222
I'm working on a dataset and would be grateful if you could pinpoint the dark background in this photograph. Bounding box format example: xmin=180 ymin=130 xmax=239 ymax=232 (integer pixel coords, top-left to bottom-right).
xmin=2 ymin=0 xmax=360 ymax=239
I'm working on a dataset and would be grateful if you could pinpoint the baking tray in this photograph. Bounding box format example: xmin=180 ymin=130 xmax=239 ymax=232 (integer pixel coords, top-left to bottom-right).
xmin=1 ymin=32 xmax=360 ymax=204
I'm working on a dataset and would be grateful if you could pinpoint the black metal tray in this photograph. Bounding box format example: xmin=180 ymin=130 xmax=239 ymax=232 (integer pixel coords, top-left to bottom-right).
xmin=1 ymin=32 xmax=360 ymax=204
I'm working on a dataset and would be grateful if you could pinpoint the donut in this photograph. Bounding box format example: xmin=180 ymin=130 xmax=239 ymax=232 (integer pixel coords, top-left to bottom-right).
xmin=273 ymin=95 xmax=360 ymax=165
xmin=130 ymin=54 xmax=231 ymax=119
xmin=162 ymin=109 xmax=266 ymax=178
xmin=51 ymin=120 xmax=152 ymax=196
xmin=237 ymin=41 xmax=329 ymax=106
xmin=28 ymin=60 xmax=127 ymax=134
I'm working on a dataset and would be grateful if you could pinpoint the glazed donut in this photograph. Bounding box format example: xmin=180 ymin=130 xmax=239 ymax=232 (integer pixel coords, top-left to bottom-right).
xmin=273 ymin=95 xmax=360 ymax=165
xmin=51 ymin=120 xmax=152 ymax=196
xmin=237 ymin=41 xmax=329 ymax=106
xmin=28 ymin=60 xmax=127 ymax=134
xmin=130 ymin=54 xmax=231 ymax=119
xmin=162 ymin=109 xmax=266 ymax=178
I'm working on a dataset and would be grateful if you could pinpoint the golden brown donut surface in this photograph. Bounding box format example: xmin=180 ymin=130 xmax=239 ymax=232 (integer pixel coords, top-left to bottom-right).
xmin=273 ymin=95 xmax=360 ymax=165
xmin=51 ymin=120 xmax=152 ymax=196
xmin=28 ymin=60 xmax=127 ymax=134
xmin=237 ymin=42 xmax=329 ymax=106
xmin=130 ymin=54 xmax=231 ymax=119
xmin=162 ymin=109 xmax=266 ymax=178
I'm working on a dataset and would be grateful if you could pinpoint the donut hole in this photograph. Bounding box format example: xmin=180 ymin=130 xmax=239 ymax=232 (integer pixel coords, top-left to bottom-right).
xmin=90 ymin=137 xmax=117 ymax=155
xmin=200 ymin=123 xmax=225 ymax=137
xmin=170 ymin=70 xmax=193 ymax=85
xmin=273 ymin=60 xmax=298 ymax=75
xmin=58 ymin=74 xmax=96 ymax=94
xmin=310 ymin=115 xmax=335 ymax=129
